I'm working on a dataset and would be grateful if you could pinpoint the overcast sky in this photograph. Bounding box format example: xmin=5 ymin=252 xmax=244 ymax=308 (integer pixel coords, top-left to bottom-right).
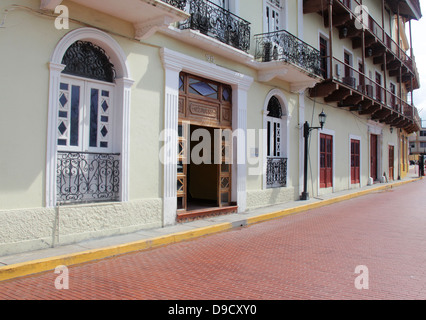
xmin=411 ymin=15 xmax=426 ymax=128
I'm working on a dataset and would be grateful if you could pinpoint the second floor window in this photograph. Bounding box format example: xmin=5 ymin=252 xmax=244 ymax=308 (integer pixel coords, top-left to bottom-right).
xmin=265 ymin=0 xmax=283 ymax=33
xmin=210 ymin=0 xmax=228 ymax=10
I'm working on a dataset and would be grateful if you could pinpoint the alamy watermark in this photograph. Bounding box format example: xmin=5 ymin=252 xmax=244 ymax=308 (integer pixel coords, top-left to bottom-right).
xmin=54 ymin=265 xmax=69 ymax=290
xmin=354 ymin=265 xmax=369 ymax=290
xmin=354 ymin=5 xmax=370 ymax=30
xmin=54 ymin=5 xmax=69 ymax=30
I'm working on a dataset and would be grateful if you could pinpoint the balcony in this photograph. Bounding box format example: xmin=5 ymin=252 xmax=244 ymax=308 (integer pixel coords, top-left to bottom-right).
xmin=251 ymin=30 xmax=322 ymax=90
xmin=385 ymin=0 xmax=422 ymax=21
xmin=254 ymin=30 xmax=322 ymax=77
xmin=40 ymin=0 xmax=190 ymax=40
xmin=178 ymin=0 xmax=251 ymax=52
xmin=56 ymin=151 xmax=120 ymax=204
xmin=303 ymin=0 xmax=419 ymax=89
xmin=310 ymin=56 xmax=420 ymax=133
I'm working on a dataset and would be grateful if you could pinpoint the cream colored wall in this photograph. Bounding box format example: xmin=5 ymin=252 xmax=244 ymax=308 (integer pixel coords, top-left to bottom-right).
xmin=0 ymin=0 xmax=165 ymax=255
xmin=0 ymin=0 xmax=63 ymax=210
xmin=0 ymin=0 xmax=164 ymax=210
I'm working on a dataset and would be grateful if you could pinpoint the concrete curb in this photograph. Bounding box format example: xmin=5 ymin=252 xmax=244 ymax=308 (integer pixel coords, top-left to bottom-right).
xmin=0 ymin=177 xmax=421 ymax=282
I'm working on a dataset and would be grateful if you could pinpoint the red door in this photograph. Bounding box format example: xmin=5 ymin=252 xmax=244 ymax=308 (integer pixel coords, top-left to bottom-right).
xmin=351 ymin=139 xmax=360 ymax=184
xmin=320 ymin=134 xmax=333 ymax=188
xmin=370 ymin=134 xmax=378 ymax=181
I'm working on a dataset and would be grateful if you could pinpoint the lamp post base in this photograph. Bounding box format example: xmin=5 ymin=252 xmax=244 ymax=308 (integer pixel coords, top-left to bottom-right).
xmin=300 ymin=192 xmax=309 ymax=201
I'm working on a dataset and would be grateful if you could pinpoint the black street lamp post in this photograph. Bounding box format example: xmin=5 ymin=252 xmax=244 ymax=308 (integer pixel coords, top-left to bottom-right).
xmin=300 ymin=110 xmax=327 ymax=201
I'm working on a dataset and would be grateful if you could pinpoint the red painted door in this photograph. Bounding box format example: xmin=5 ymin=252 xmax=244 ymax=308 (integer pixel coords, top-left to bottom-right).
xmin=370 ymin=134 xmax=378 ymax=181
xmin=320 ymin=134 xmax=333 ymax=188
xmin=351 ymin=139 xmax=360 ymax=184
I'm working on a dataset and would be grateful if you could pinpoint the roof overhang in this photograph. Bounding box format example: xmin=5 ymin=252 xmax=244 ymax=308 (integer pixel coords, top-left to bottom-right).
xmin=40 ymin=0 xmax=189 ymax=39
xmin=386 ymin=0 xmax=422 ymax=21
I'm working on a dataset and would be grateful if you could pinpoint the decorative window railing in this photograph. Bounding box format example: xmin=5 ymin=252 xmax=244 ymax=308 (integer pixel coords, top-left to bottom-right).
xmin=266 ymin=157 xmax=287 ymax=188
xmin=162 ymin=0 xmax=187 ymax=10
xmin=254 ymin=30 xmax=322 ymax=77
xmin=178 ymin=0 xmax=251 ymax=52
xmin=56 ymin=151 xmax=120 ymax=204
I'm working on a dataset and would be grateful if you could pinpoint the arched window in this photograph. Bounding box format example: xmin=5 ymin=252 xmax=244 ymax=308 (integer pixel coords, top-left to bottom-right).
xmin=61 ymin=40 xmax=116 ymax=83
xmin=57 ymin=40 xmax=116 ymax=153
xmin=264 ymin=91 xmax=288 ymax=189
xmin=46 ymin=28 xmax=133 ymax=208
xmin=266 ymin=96 xmax=283 ymax=157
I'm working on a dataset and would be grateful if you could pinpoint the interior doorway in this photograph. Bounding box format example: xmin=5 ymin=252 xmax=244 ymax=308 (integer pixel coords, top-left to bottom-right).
xmin=187 ymin=125 xmax=218 ymax=211
xmin=176 ymin=72 xmax=235 ymax=219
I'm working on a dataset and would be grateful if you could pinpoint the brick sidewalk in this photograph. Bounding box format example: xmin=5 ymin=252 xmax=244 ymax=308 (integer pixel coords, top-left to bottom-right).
xmin=0 ymin=177 xmax=425 ymax=300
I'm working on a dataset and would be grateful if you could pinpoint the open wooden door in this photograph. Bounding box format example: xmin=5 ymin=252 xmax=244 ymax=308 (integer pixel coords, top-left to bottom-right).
xmin=217 ymin=129 xmax=232 ymax=207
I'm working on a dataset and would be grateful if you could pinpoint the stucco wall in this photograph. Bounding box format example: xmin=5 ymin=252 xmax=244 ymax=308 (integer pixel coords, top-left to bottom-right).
xmin=0 ymin=199 xmax=162 ymax=256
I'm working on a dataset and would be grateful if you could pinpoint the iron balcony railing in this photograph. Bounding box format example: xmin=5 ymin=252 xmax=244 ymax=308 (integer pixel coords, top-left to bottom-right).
xmin=162 ymin=0 xmax=187 ymax=10
xmin=254 ymin=30 xmax=322 ymax=77
xmin=178 ymin=0 xmax=251 ymax=52
xmin=266 ymin=157 xmax=288 ymax=188
xmin=328 ymin=56 xmax=417 ymax=120
xmin=57 ymin=151 xmax=120 ymax=204
xmin=335 ymin=0 xmax=416 ymax=75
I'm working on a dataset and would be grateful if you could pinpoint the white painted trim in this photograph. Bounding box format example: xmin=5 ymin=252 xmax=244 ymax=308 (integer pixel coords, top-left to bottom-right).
xmin=367 ymin=122 xmax=383 ymax=182
xmin=317 ymin=128 xmax=335 ymax=195
xmin=348 ymin=134 xmax=362 ymax=189
xmin=46 ymin=27 xmax=133 ymax=207
xmin=262 ymin=89 xmax=290 ymax=190
xmin=160 ymin=48 xmax=254 ymax=223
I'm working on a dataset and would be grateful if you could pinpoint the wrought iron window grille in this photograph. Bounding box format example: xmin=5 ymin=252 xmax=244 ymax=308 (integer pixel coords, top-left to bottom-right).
xmin=266 ymin=157 xmax=287 ymax=188
xmin=61 ymin=41 xmax=116 ymax=83
xmin=56 ymin=151 xmax=120 ymax=204
xmin=162 ymin=0 xmax=188 ymax=10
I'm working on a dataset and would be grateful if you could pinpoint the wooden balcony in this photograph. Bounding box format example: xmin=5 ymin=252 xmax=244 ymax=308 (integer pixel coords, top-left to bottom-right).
xmin=303 ymin=0 xmax=419 ymax=90
xmin=309 ymin=56 xmax=420 ymax=133
xmin=385 ymin=0 xmax=422 ymax=21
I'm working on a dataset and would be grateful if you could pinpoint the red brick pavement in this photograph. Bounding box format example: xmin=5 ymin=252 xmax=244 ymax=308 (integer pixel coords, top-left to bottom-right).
xmin=1 ymin=179 xmax=426 ymax=300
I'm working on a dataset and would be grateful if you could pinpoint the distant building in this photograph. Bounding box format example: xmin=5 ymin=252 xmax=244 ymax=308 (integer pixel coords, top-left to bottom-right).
xmin=409 ymin=128 xmax=426 ymax=157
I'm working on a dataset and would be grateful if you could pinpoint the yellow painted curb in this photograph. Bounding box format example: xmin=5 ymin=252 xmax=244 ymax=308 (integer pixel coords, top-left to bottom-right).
xmin=0 ymin=178 xmax=420 ymax=282
xmin=246 ymin=178 xmax=422 ymax=226
xmin=0 ymin=223 xmax=232 ymax=282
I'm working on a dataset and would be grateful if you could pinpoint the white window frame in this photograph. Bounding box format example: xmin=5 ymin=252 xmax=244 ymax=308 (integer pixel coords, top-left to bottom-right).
xmin=262 ymin=89 xmax=289 ymax=189
xmin=57 ymin=75 xmax=115 ymax=154
xmin=263 ymin=0 xmax=288 ymax=33
xmin=46 ymin=27 xmax=133 ymax=208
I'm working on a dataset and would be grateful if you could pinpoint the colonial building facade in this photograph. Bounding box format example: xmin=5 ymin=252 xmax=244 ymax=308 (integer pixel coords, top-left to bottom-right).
xmin=0 ymin=0 xmax=421 ymax=256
